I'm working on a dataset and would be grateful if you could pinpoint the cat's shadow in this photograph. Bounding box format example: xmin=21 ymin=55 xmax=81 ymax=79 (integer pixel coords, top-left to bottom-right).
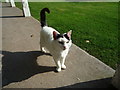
xmin=2 ymin=50 xmax=56 ymax=86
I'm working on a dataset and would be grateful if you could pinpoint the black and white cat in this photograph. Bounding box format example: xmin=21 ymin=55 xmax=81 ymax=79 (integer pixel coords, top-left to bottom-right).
xmin=40 ymin=8 xmax=72 ymax=72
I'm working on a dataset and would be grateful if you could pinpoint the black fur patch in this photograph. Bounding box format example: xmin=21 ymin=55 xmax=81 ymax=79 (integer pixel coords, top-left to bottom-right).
xmin=56 ymin=34 xmax=70 ymax=40
xmin=56 ymin=34 xmax=63 ymax=39
xmin=64 ymin=34 xmax=70 ymax=40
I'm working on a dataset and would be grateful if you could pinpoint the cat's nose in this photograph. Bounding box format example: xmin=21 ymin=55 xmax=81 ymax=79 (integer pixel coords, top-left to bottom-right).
xmin=63 ymin=46 xmax=66 ymax=50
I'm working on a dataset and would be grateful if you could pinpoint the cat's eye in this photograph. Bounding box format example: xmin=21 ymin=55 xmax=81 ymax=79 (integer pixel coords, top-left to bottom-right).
xmin=58 ymin=41 xmax=64 ymax=45
xmin=66 ymin=41 xmax=69 ymax=43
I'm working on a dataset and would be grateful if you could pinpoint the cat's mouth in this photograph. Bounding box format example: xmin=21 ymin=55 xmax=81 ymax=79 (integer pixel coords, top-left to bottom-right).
xmin=63 ymin=46 xmax=66 ymax=50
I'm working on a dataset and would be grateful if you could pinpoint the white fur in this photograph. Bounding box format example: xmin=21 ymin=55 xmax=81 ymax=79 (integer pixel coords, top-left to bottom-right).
xmin=40 ymin=26 xmax=72 ymax=72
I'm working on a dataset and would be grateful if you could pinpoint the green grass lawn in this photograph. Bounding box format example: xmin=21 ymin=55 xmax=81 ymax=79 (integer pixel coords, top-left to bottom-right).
xmin=16 ymin=2 xmax=119 ymax=69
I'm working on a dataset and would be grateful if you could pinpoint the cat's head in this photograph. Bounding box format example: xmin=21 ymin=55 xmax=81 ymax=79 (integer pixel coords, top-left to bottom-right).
xmin=53 ymin=30 xmax=72 ymax=50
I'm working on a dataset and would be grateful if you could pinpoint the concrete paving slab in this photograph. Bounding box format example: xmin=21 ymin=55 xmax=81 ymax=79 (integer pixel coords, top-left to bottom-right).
xmin=1 ymin=2 xmax=115 ymax=88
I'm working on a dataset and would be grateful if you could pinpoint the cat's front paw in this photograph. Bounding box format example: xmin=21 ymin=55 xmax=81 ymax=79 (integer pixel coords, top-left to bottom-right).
xmin=56 ymin=68 xmax=61 ymax=72
xmin=61 ymin=64 xmax=66 ymax=70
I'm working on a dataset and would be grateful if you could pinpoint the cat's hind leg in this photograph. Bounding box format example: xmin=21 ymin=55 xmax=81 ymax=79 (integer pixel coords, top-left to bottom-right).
xmin=41 ymin=47 xmax=47 ymax=53
xmin=40 ymin=38 xmax=47 ymax=53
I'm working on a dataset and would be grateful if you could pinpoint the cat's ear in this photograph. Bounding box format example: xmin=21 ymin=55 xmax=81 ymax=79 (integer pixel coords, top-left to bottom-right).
xmin=67 ymin=30 xmax=72 ymax=39
xmin=53 ymin=31 xmax=58 ymax=40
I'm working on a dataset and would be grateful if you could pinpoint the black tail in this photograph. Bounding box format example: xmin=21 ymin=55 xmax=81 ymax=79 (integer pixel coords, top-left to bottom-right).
xmin=40 ymin=8 xmax=50 ymax=27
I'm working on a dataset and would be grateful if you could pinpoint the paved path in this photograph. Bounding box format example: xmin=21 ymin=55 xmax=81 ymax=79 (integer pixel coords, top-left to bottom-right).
xmin=1 ymin=2 xmax=115 ymax=88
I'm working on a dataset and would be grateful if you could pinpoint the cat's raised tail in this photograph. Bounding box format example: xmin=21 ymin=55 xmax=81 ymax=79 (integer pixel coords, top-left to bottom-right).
xmin=40 ymin=8 xmax=50 ymax=27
